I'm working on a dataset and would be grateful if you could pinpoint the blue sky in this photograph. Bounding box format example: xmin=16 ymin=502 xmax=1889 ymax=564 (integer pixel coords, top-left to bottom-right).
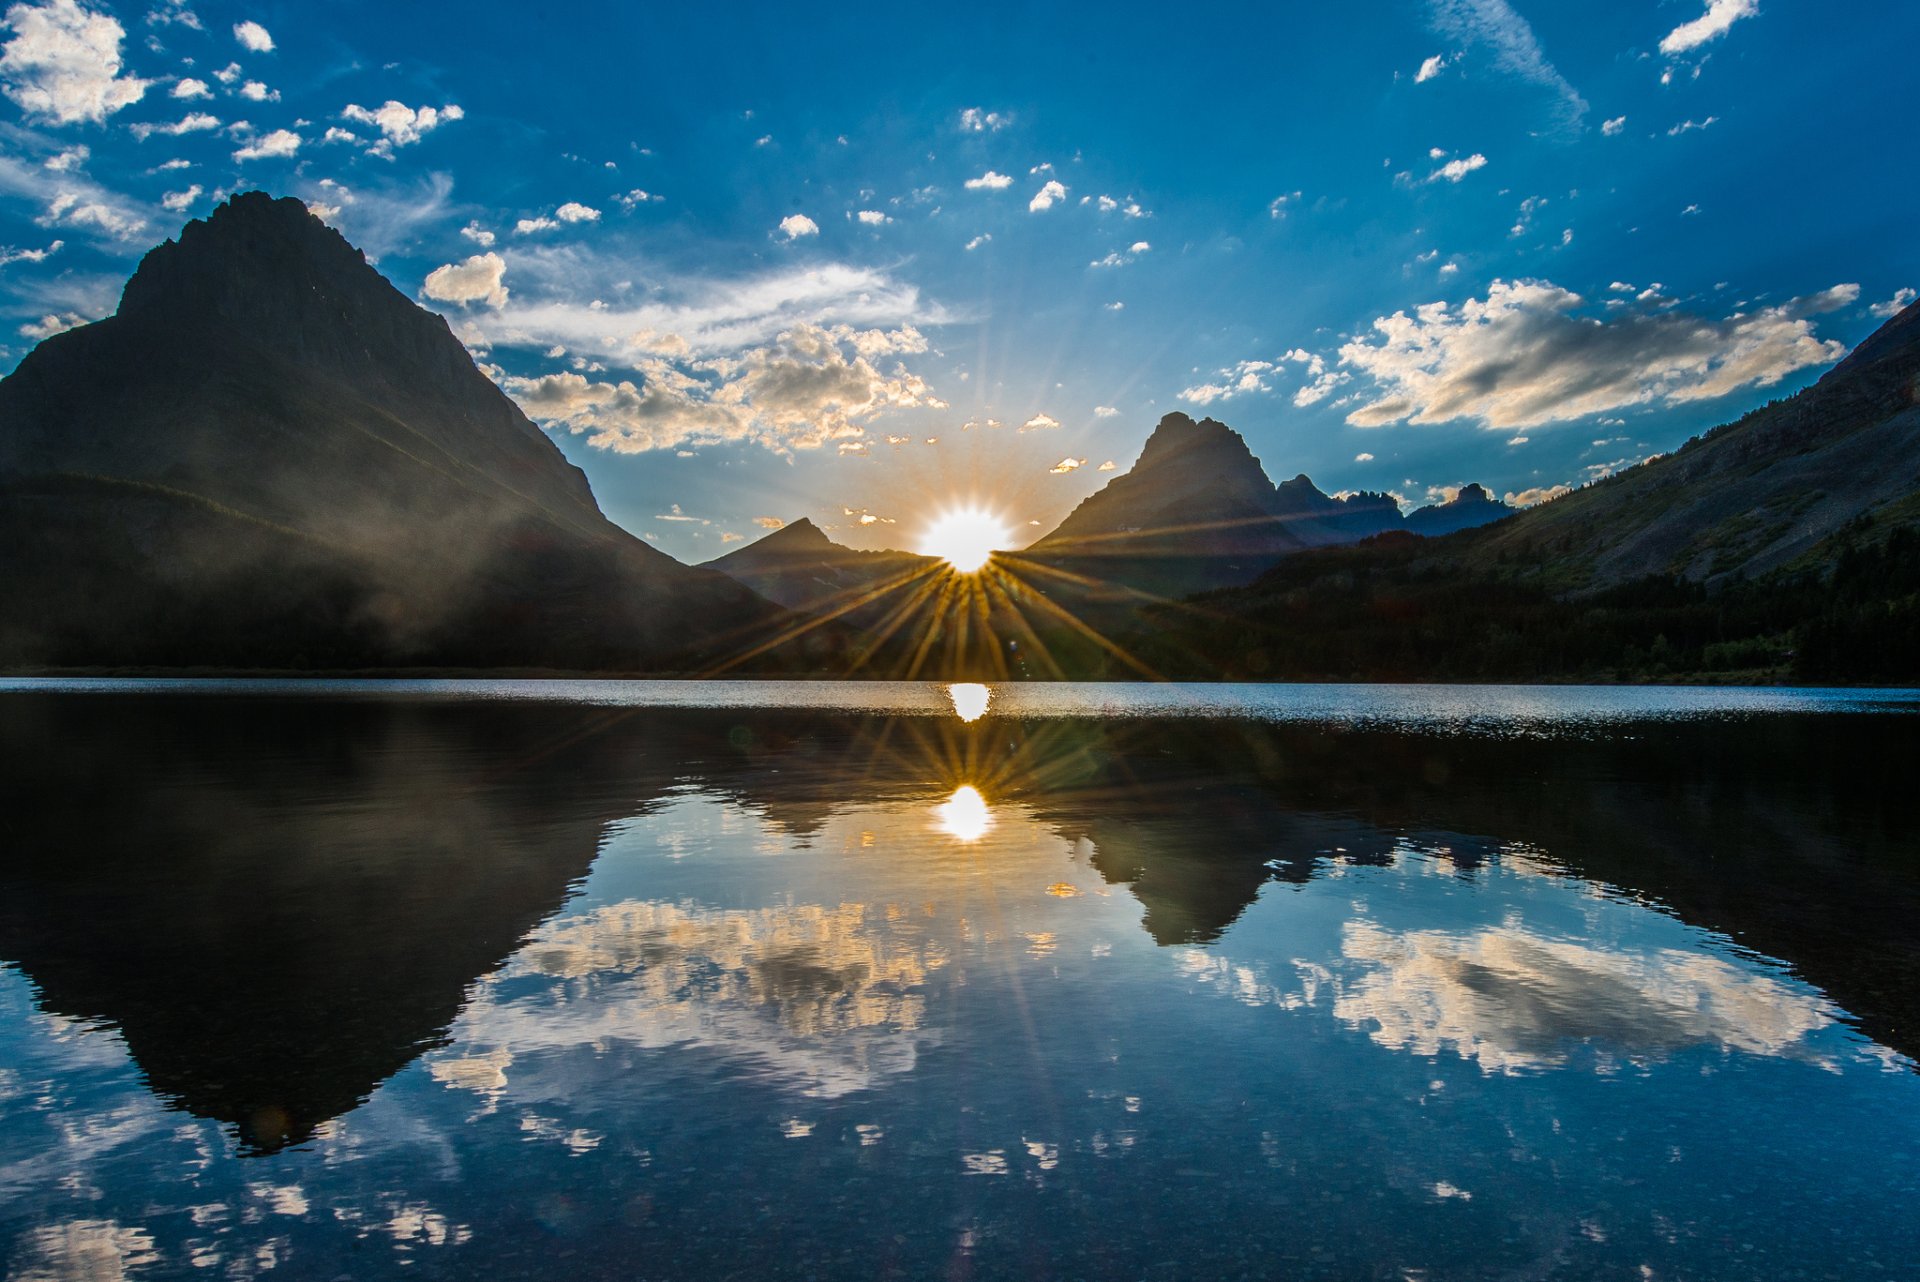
xmin=0 ymin=0 xmax=1913 ymax=561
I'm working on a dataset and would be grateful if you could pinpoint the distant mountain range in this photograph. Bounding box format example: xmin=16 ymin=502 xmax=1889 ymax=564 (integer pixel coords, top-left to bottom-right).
xmin=706 ymin=412 xmax=1512 ymax=618
xmin=1 ymin=190 xmax=1912 ymax=679
xmin=0 ymin=193 xmax=798 ymax=671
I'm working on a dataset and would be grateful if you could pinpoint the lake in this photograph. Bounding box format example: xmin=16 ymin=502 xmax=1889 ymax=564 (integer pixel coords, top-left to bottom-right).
xmin=2 ymin=680 xmax=1918 ymax=1280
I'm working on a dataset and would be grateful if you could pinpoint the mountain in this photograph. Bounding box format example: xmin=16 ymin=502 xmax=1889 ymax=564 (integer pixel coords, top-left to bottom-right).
xmin=0 ymin=192 xmax=790 ymax=671
xmin=1462 ymin=296 xmax=1920 ymax=591
xmin=704 ymin=517 xmax=939 ymax=626
xmin=1274 ymin=473 xmax=1418 ymax=545
xmin=1405 ymin=483 xmax=1511 ymax=537
xmin=1014 ymin=411 xmax=1509 ymax=600
xmin=1124 ymin=298 xmax=1920 ymax=683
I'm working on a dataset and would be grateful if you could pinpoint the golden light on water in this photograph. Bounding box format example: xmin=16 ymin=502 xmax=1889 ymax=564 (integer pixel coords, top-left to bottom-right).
xmin=933 ymin=785 xmax=992 ymax=842
xmin=918 ymin=506 xmax=1011 ymax=573
xmin=947 ymin=682 xmax=991 ymax=722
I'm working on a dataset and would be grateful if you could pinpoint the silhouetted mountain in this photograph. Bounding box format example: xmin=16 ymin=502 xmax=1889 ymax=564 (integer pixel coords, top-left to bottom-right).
xmin=1018 ymin=413 xmax=1316 ymax=597
xmin=1274 ymin=474 xmax=1406 ymax=545
xmin=1405 ymin=482 xmax=1512 ymax=536
xmin=1014 ymin=412 xmax=1509 ymax=602
xmin=0 ymin=192 xmax=792 ymax=671
xmin=704 ymin=517 xmax=940 ymax=629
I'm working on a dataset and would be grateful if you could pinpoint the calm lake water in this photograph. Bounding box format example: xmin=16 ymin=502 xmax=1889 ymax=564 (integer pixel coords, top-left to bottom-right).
xmin=2 ymin=680 xmax=1918 ymax=1280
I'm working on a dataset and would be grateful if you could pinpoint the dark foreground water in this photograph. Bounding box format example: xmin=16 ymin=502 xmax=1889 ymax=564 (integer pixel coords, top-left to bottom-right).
xmin=2 ymin=681 xmax=1918 ymax=1281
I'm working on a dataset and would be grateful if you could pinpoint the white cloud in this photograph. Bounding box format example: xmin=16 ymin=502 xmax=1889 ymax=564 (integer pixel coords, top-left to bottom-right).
xmin=777 ymin=213 xmax=818 ymax=240
xmin=170 ymin=75 xmax=208 ymax=98
xmin=422 ymin=251 xmax=508 ymax=309
xmin=1181 ymin=351 xmax=1349 ymax=408
xmin=1425 ymin=0 xmax=1586 ymax=129
xmin=1093 ymin=405 xmax=1119 ymax=417
xmin=963 ymin=233 xmax=989 ymax=250
xmin=1048 ymin=456 xmax=1085 ymax=473
xmin=1415 ymin=53 xmax=1448 ymax=82
xmin=340 ymin=100 xmax=463 ymax=155
xmin=1505 ymin=484 xmax=1570 ymax=506
xmin=19 ymin=308 xmax=85 ymax=337
xmin=1268 ymin=190 xmax=1301 ymax=219
xmin=1428 ymin=152 xmax=1487 ymax=183
xmin=460 ymin=220 xmax=494 ymax=247
xmin=231 ymin=19 xmax=270 ymax=51
xmin=159 ymin=182 xmax=198 ymax=211
xmin=958 ymin=107 xmax=1009 ymax=132
xmin=1601 ymin=114 xmax=1625 ymax=136
xmin=231 ymin=127 xmax=298 ymax=161
xmin=1027 ymin=179 xmax=1066 ymax=212
xmin=1129 ymin=240 xmax=1150 ymax=253
xmin=1795 ymin=282 xmax=1859 ymax=314
xmin=506 ymin=320 xmax=944 ymax=455
xmin=616 ymin=188 xmax=660 ymax=209
xmin=1870 ymin=287 xmax=1916 ymax=319
xmin=42 ymin=143 xmax=84 ymax=170
xmin=1354 ymin=452 xmax=1375 ymax=462
xmin=0 ymin=0 xmax=149 ymax=124
xmin=127 ymin=109 xmax=217 ymax=139
xmin=1096 ymin=459 xmax=1116 ymax=471
xmin=1666 ymin=116 xmax=1718 ymax=136
xmin=554 ymin=201 xmax=600 ymax=223
xmin=1659 ymin=0 xmax=1758 ymax=55
xmin=0 ymin=237 xmax=60 ymax=264
xmin=854 ymin=209 xmax=889 ymax=225
xmin=145 ymin=1 xmax=199 ymax=29
xmin=514 ymin=216 xmax=557 ymax=235
xmin=483 ymin=256 xmax=940 ymax=363
xmin=1334 ymin=919 xmax=1835 ymax=1072
xmin=1019 ymin=413 xmax=1060 ymax=432
xmin=1338 ymin=278 xmax=1855 ymax=430
xmin=963 ymin=170 xmax=1012 ymax=190
xmin=237 ymin=78 xmax=277 ymax=102
xmin=39 ymin=187 xmax=143 ymax=238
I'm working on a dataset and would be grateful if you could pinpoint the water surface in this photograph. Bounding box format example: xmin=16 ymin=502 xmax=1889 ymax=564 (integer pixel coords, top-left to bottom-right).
xmin=2 ymin=682 xmax=1916 ymax=1280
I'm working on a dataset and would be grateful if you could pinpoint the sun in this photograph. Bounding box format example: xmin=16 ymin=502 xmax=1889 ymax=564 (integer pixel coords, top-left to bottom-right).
xmin=919 ymin=506 xmax=1011 ymax=573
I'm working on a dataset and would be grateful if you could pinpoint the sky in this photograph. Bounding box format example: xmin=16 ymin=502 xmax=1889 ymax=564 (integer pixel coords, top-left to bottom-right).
xmin=0 ymin=0 xmax=1914 ymax=562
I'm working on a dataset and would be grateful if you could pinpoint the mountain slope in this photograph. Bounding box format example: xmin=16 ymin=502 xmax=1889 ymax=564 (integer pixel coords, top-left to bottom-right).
xmin=0 ymin=192 xmax=790 ymax=670
xmin=1123 ymin=299 xmax=1920 ymax=683
xmin=1464 ymin=297 xmax=1920 ymax=591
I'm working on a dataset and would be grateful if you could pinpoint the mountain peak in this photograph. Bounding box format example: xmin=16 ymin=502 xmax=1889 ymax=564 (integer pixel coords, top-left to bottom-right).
xmin=119 ymin=192 xmax=366 ymax=318
xmin=1135 ymin=412 xmax=1250 ymax=469
xmin=760 ymin=517 xmax=837 ymax=550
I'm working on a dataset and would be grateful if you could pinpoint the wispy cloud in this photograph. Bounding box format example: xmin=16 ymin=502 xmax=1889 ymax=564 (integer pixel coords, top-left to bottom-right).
xmin=1425 ymin=0 xmax=1587 ymax=130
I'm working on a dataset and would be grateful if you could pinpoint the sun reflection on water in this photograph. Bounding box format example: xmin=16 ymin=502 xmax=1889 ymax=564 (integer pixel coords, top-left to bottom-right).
xmin=947 ymin=683 xmax=991 ymax=723
xmin=933 ymin=785 xmax=992 ymax=842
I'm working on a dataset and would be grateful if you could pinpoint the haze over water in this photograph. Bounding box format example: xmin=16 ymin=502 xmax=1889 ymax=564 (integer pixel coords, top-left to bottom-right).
xmin=2 ymin=681 xmax=1918 ymax=1280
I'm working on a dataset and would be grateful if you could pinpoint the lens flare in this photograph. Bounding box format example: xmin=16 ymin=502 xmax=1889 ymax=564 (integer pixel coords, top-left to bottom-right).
xmin=919 ymin=506 xmax=1011 ymax=573
xmin=933 ymin=785 xmax=992 ymax=842
xmin=947 ymin=682 xmax=991 ymax=722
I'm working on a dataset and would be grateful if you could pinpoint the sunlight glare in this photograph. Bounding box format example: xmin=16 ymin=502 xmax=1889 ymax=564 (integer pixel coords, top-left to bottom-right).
xmin=947 ymin=682 xmax=991 ymax=722
xmin=933 ymin=785 xmax=992 ymax=842
xmin=919 ymin=507 xmax=1011 ymax=573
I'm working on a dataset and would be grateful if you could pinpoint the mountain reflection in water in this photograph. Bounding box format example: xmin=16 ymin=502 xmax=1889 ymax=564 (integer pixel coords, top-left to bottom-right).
xmin=1 ymin=686 xmax=1917 ymax=1280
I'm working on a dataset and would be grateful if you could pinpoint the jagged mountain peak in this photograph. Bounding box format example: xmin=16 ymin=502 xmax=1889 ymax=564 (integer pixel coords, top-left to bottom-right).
xmin=120 ymin=192 xmax=374 ymax=318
